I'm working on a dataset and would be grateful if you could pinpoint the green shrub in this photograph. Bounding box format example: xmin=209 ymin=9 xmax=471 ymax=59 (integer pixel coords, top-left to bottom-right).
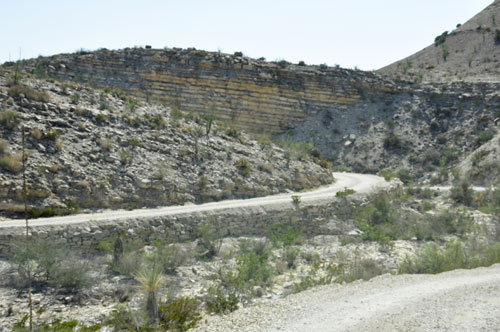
xmin=378 ymin=170 xmax=396 ymax=181
xmin=442 ymin=46 xmax=449 ymax=62
xmin=234 ymin=158 xmax=252 ymax=176
xmin=0 ymin=111 xmax=21 ymax=129
xmin=284 ymin=247 xmax=299 ymax=269
xmin=398 ymin=240 xmax=500 ymax=274
xmin=267 ymin=223 xmax=303 ymax=248
xmin=158 ymin=297 xmax=201 ymax=330
xmin=96 ymin=113 xmax=108 ymax=123
xmin=8 ymin=84 xmax=50 ymax=102
xmin=197 ymin=220 xmax=223 ymax=259
xmin=291 ymin=195 xmax=301 ymax=205
xmin=257 ymin=162 xmax=274 ymax=174
xmin=450 ymin=181 xmax=474 ymax=206
xmin=236 ymin=252 xmax=273 ymax=286
xmin=336 ymin=188 xmax=356 ymax=197
xmin=383 ymin=134 xmax=406 ymax=151
xmin=476 ymin=129 xmax=495 ymax=145
xmin=105 ymin=305 xmax=143 ymax=331
xmin=8 ymin=240 xmax=90 ymax=292
xmin=13 ymin=314 xmax=102 ymax=332
xmin=434 ymin=31 xmax=448 ymax=46
xmin=205 ymin=284 xmax=239 ymax=314
xmin=147 ymin=244 xmax=188 ymax=274
xmin=70 ymin=93 xmax=80 ymax=105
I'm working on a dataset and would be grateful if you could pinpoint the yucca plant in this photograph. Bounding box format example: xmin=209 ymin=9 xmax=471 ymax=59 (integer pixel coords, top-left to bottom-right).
xmin=133 ymin=263 xmax=165 ymax=323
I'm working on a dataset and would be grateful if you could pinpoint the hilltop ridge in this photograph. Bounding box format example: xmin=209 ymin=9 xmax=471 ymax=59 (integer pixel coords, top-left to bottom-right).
xmin=379 ymin=1 xmax=500 ymax=83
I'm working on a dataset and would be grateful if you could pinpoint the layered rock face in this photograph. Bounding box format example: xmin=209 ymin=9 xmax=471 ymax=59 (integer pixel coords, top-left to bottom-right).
xmin=27 ymin=48 xmax=402 ymax=134
xmin=0 ymin=71 xmax=332 ymax=216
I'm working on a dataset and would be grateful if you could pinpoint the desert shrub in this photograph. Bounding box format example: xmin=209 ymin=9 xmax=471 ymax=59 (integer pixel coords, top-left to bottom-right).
xmin=428 ymin=210 xmax=471 ymax=236
xmin=147 ymin=243 xmax=189 ymax=274
xmin=341 ymin=257 xmax=385 ymax=282
xmin=398 ymin=240 xmax=500 ymax=274
xmin=204 ymin=284 xmax=239 ymax=314
xmin=170 ymin=107 xmax=183 ymax=120
xmin=267 ymin=223 xmax=303 ymax=248
xmin=276 ymin=140 xmax=317 ymax=161
xmin=354 ymin=190 xmax=408 ymax=243
xmin=257 ymin=162 xmax=273 ymax=174
xmin=336 ymin=188 xmax=356 ymax=197
xmin=284 ymin=247 xmax=299 ymax=269
xmin=70 ymin=93 xmax=80 ymax=105
xmin=419 ymin=149 xmax=440 ymax=170
xmin=234 ymin=157 xmax=252 ymax=176
xmin=440 ymin=147 xmax=459 ymax=166
xmin=434 ymin=31 xmax=448 ymax=46
xmin=13 ymin=314 xmax=102 ymax=332
xmin=378 ymin=169 xmax=396 ymax=181
xmin=145 ymin=113 xmax=166 ymax=129
xmin=0 ymin=153 xmax=23 ymax=173
xmin=238 ymin=238 xmax=271 ymax=258
xmin=383 ymin=134 xmax=406 ymax=151
xmin=235 ymin=252 xmax=273 ymax=286
xmin=197 ymin=220 xmax=223 ymax=259
xmin=476 ymin=129 xmax=495 ymax=145
xmin=0 ymin=139 xmax=8 ymax=154
xmin=225 ymin=127 xmax=245 ymax=143
xmin=8 ymin=240 xmax=90 ymax=292
xmin=397 ymin=168 xmax=412 ymax=185
xmin=8 ymin=84 xmax=50 ymax=102
xmin=450 ymin=181 xmax=474 ymax=206
xmin=29 ymin=202 xmax=78 ymax=218
xmin=0 ymin=111 xmax=20 ymax=129
xmin=292 ymin=262 xmax=344 ymax=293
xmin=96 ymin=113 xmax=108 ymax=124
xmin=158 ymin=297 xmax=201 ymax=331
xmin=105 ymin=305 xmax=144 ymax=331
xmin=112 ymin=250 xmax=145 ymax=276
xmin=49 ymin=259 xmax=90 ymax=290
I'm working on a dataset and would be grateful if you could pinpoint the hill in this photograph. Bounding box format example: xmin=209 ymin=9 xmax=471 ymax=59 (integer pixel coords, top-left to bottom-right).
xmin=379 ymin=1 xmax=500 ymax=83
xmin=0 ymin=69 xmax=332 ymax=217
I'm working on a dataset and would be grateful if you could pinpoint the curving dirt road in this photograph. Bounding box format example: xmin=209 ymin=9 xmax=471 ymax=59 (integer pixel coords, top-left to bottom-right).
xmin=0 ymin=172 xmax=390 ymax=228
xmin=193 ymin=264 xmax=500 ymax=332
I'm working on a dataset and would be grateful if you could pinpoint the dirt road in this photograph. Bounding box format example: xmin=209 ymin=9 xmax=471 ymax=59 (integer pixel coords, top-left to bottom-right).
xmin=194 ymin=264 xmax=500 ymax=332
xmin=0 ymin=172 xmax=389 ymax=228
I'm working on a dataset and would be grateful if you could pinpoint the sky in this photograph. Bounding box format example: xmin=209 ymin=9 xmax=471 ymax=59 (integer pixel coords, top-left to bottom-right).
xmin=0 ymin=0 xmax=493 ymax=70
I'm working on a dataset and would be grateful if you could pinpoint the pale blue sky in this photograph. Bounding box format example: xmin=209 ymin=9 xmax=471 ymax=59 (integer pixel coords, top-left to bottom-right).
xmin=0 ymin=0 xmax=493 ymax=70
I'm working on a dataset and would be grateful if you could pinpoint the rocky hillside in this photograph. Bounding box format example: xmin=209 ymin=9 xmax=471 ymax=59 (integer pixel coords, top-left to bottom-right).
xmin=283 ymin=81 xmax=500 ymax=185
xmin=0 ymin=69 xmax=332 ymax=217
xmin=379 ymin=1 xmax=500 ymax=83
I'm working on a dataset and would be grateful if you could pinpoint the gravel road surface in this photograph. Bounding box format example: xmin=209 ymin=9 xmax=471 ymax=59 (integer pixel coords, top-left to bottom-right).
xmin=193 ymin=264 xmax=500 ymax=332
xmin=0 ymin=172 xmax=389 ymax=228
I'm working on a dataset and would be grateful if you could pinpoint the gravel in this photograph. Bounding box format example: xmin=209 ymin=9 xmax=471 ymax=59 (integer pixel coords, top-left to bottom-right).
xmin=192 ymin=264 xmax=500 ymax=332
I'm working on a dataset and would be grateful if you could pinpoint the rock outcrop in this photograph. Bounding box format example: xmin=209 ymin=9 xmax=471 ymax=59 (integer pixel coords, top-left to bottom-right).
xmin=0 ymin=71 xmax=332 ymax=216
xmin=20 ymin=48 xmax=405 ymax=134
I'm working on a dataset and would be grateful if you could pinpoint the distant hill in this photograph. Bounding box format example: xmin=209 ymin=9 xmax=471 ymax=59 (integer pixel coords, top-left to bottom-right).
xmin=379 ymin=1 xmax=500 ymax=83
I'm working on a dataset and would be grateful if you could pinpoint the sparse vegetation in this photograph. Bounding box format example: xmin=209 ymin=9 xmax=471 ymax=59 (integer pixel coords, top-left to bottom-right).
xmin=398 ymin=240 xmax=500 ymax=274
xmin=434 ymin=31 xmax=448 ymax=46
xmin=8 ymin=84 xmax=50 ymax=102
xmin=234 ymin=157 xmax=252 ymax=176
